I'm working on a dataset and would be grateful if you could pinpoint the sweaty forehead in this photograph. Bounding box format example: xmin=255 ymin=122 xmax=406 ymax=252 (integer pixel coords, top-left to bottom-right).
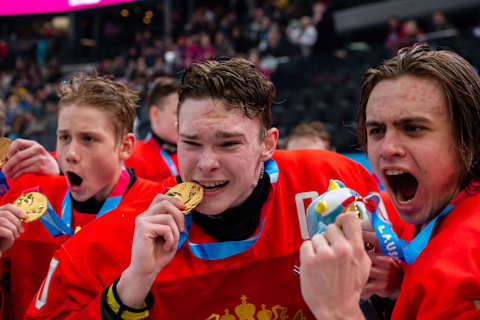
xmin=58 ymin=104 xmax=116 ymax=131
xmin=366 ymin=76 xmax=448 ymax=119
xmin=178 ymin=99 xmax=263 ymax=138
xmin=180 ymin=98 xmax=247 ymax=123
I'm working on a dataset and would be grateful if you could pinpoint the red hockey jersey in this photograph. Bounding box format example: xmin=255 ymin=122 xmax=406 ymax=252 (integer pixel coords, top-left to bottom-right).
xmin=392 ymin=194 xmax=480 ymax=320
xmin=125 ymin=140 xmax=178 ymax=182
xmin=25 ymin=150 xmax=380 ymax=319
xmin=0 ymin=173 xmax=164 ymax=320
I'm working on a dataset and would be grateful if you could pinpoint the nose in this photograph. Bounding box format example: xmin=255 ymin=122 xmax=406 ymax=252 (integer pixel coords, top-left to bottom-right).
xmin=65 ymin=140 xmax=80 ymax=163
xmin=380 ymin=130 xmax=405 ymax=159
xmin=197 ymin=147 xmax=220 ymax=172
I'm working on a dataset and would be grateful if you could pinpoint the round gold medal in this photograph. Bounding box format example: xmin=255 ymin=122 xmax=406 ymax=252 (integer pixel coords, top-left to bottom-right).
xmin=166 ymin=182 xmax=204 ymax=214
xmin=14 ymin=192 xmax=48 ymax=223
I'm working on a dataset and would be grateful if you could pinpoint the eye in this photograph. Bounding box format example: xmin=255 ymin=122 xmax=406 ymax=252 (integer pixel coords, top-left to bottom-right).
xmin=367 ymin=127 xmax=384 ymax=136
xmin=405 ymin=125 xmax=424 ymax=132
xmin=221 ymin=141 xmax=240 ymax=147
xmin=58 ymin=134 xmax=70 ymax=142
xmin=182 ymin=140 xmax=201 ymax=147
xmin=82 ymin=135 xmax=95 ymax=143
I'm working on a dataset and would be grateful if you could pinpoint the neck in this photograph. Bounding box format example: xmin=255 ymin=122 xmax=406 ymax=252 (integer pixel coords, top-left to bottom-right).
xmin=70 ymin=168 xmax=136 ymax=214
xmin=71 ymin=196 xmax=105 ymax=214
xmin=93 ymin=169 xmax=123 ymax=203
xmin=151 ymin=131 xmax=177 ymax=154
xmin=192 ymin=171 xmax=271 ymax=242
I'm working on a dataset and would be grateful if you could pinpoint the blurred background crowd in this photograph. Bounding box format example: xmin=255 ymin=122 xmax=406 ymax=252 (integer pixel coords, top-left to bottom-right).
xmin=1 ymin=0 xmax=480 ymax=152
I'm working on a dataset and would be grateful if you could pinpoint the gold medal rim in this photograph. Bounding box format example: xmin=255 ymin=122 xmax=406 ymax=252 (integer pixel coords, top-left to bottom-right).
xmin=166 ymin=182 xmax=204 ymax=214
xmin=14 ymin=192 xmax=48 ymax=223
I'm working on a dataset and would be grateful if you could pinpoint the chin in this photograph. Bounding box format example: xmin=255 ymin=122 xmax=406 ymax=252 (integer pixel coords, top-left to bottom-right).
xmin=69 ymin=190 xmax=92 ymax=202
xmin=70 ymin=194 xmax=86 ymax=202
xmin=196 ymin=203 xmax=226 ymax=216
xmin=397 ymin=210 xmax=427 ymax=226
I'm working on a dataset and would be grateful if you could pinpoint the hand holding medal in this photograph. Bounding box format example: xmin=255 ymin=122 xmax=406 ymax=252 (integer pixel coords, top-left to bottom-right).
xmin=117 ymin=182 xmax=204 ymax=308
xmin=0 ymin=189 xmax=47 ymax=256
xmin=299 ymin=212 xmax=371 ymax=319
xmin=165 ymin=182 xmax=204 ymax=214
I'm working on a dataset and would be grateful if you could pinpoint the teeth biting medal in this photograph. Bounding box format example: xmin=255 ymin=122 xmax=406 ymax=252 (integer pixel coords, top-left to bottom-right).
xmin=166 ymin=182 xmax=204 ymax=214
xmin=14 ymin=192 xmax=48 ymax=222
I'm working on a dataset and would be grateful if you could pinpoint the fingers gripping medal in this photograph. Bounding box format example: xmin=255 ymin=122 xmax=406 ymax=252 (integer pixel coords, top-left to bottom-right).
xmin=14 ymin=192 xmax=48 ymax=222
xmin=166 ymin=182 xmax=204 ymax=214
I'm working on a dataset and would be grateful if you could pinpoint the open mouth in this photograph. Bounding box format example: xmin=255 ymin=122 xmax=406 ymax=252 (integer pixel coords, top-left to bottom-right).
xmin=196 ymin=180 xmax=229 ymax=192
xmin=385 ymin=169 xmax=418 ymax=205
xmin=67 ymin=171 xmax=83 ymax=187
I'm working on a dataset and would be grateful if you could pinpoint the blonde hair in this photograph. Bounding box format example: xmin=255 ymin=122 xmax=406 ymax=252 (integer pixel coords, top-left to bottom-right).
xmin=58 ymin=74 xmax=138 ymax=142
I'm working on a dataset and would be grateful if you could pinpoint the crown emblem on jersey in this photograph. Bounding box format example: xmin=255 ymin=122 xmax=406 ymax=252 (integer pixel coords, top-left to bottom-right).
xmin=205 ymin=295 xmax=307 ymax=320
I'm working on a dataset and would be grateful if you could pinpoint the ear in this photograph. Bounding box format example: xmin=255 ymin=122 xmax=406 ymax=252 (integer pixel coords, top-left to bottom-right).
xmin=260 ymin=127 xmax=279 ymax=162
xmin=119 ymin=133 xmax=135 ymax=161
xmin=149 ymin=105 xmax=159 ymax=122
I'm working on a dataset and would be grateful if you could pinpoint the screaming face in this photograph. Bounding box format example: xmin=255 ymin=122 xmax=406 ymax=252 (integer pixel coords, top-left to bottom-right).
xmin=366 ymin=75 xmax=462 ymax=225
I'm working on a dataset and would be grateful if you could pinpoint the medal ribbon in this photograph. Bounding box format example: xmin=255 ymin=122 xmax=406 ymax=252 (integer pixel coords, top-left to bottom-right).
xmin=371 ymin=181 xmax=480 ymax=264
xmin=177 ymin=158 xmax=279 ymax=260
xmin=24 ymin=169 xmax=131 ymax=237
xmin=61 ymin=168 xmax=131 ymax=229
xmin=21 ymin=186 xmax=74 ymax=237
xmin=146 ymin=136 xmax=178 ymax=176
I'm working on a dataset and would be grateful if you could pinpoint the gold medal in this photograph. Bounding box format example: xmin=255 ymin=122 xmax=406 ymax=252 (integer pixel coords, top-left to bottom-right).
xmin=166 ymin=182 xmax=204 ymax=214
xmin=0 ymin=137 xmax=11 ymax=168
xmin=14 ymin=192 xmax=48 ymax=223
xmin=342 ymin=196 xmax=362 ymax=219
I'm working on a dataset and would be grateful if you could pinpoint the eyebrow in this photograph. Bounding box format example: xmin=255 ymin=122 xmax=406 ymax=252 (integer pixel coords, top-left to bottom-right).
xmin=180 ymin=131 xmax=246 ymax=139
xmin=366 ymin=116 xmax=433 ymax=127
xmin=56 ymin=128 xmax=100 ymax=136
xmin=365 ymin=120 xmax=382 ymax=127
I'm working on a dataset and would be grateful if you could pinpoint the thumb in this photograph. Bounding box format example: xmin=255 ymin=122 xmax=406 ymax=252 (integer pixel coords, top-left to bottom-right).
xmin=362 ymin=217 xmax=374 ymax=231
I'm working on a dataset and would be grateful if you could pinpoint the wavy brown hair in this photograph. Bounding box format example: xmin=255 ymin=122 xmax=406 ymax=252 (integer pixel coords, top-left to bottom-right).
xmin=357 ymin=44 xmax=480 ymax=188
xmin=179 ymin=58 xmax=276 ymax=137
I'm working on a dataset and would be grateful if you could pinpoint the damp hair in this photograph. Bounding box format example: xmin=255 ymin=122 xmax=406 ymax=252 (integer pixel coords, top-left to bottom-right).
xmin=58 ymin=73 xmax=139 ymax=142
xmin=178 ymin=58 xmax=276 ymax=136
xmin=357 ymin=44 xmax=480 ymax=188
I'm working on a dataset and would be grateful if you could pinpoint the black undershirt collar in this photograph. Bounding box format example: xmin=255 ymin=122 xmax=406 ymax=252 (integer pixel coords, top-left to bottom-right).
xmin=71 ymin=168 xmax=137 ymax=214
xmin=177 ymin=172 xmax=271 ymax=242
xmin=151 ymin=131 xmax=177 ymax=154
